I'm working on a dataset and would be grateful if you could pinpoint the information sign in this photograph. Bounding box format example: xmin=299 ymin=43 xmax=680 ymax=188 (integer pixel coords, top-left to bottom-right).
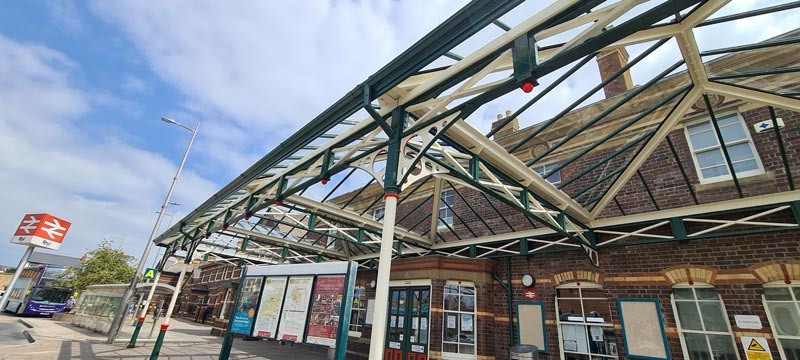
xmin=306 ymin=275 xmax=346 ymax=346
xmin=252 ymin=276 xmax=288 ymax=338
xmin=276 ymin=276 xmax=314 ymax=342
xmin=742 ymin=337 xmax=772 ymax=360
xmin=230 ymin=276 xmax=264 ymax=334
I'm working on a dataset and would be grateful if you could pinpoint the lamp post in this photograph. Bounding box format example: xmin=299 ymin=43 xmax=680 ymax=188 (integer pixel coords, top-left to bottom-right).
xmin=106 ymin=117 xmax=199 ymax=344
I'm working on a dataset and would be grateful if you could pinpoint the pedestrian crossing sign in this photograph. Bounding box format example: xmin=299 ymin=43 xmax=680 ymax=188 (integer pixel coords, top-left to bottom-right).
xmin=143 ymin=268 xmax=157 ymax=279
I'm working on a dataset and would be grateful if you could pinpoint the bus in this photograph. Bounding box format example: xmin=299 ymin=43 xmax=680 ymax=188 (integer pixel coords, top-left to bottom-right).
xmin=2 ymin=252 xmax=80 ymax=316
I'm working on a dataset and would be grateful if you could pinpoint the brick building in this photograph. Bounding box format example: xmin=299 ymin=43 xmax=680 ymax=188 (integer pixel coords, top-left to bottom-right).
xmin=152 ymin=2 xmax=799 ymax=360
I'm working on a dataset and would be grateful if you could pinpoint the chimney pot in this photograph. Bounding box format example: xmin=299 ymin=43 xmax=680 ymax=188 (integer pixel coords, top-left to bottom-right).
xmin=596 ymin=47 xmax=634 ymax=98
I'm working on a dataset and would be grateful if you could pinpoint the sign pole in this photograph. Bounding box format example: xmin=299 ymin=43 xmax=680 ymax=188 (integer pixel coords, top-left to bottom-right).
xmin=0 ymin=246 xmax=34 ymax=311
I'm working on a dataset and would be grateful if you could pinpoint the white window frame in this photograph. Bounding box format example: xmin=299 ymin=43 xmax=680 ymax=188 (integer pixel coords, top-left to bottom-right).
xmin=684 ymin=112 xmax=764 ymax=184
xmin=763 ymin=280 xmax=800 ymax=360
xmin=438 ymin=190 xmax=455 ymax=229
xmin=349 ymin=286 xmax=367 ymax=338
xmin=531 ymin=162 xmax=562 ymax=185
xmin=555 ymin=282 xmax=617 ymax=360
xmin=442 ymin=280 xmax=477 ymax=359
xmin=671 ymin=283 xmax=740 ymax=360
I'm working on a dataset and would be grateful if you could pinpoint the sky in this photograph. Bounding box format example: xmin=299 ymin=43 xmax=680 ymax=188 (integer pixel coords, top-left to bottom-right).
xmin=0 ymin=1 xmax=794 ymax=269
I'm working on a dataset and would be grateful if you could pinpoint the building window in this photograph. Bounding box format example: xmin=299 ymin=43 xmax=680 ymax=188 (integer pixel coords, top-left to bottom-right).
xmin=684 ymin=113 xmax=763 ymax=183
xmin=443 ymin=281 xmax=476 ymax=357
xmin=373 ymin=207 xmax=385 ymax=221
xmin=438 ymin=190 xmax=455 ymax=228
xmin=349 ymin=286 xmax=367 ymax=337
xmin=671 ymin=285 xmax=738 ymax=360
xmin=532 ymin=162 xmax=561 ymax=185
xmin=556 ymin=282 xmax=618 ymax=359
xmin=763 ymin=283 xmax=800 ymax=359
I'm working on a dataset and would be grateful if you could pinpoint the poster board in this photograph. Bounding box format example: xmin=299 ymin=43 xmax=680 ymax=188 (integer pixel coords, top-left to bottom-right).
xmin=277 ymin=276 xmax=314 ymax=342
xmin=365 ymin=297 xmax=375 ymax=326
xmin=617 ymin=299 xmax=669 ymax=360
xmin=252 ymin=276 xmax=288 ymax=338
xmin=230 ymin=276 xmax=264 ymax=335
xmin=515 ymin=301 xmax=546 ymax=352
xmin=306 ymin=275 xmax=346 ymax=346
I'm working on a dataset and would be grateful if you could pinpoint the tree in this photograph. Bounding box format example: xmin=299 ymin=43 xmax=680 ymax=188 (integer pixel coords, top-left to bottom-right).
xmin=56 ymin=241 xmax=136 ymax=291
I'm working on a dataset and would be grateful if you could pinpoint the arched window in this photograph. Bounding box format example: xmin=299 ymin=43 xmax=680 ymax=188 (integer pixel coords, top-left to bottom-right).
xmin=762 ymin=281 xmax=800 ymax=359
xmin=671 ymin=283 xmax=738 ymax=360
xmin=556 ymin=282 xmax=617 ymax=359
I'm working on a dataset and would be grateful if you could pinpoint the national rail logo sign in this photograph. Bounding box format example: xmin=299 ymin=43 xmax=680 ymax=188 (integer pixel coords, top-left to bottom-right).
xmin=11 ymin=213 xmax=72 ymax=250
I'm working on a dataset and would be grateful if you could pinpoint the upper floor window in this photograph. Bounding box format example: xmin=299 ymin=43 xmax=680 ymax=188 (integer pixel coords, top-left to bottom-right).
xmin=763 ymin=283 xmax=800 ymax=359
xmin=685 ymin=113 xmax=763 ymax=183
xmin=532 ymin=162 xmax=561 ymax=185
xmin=373 ymin=207 xmax=385 ymax=221
xmin=671 ymin=285 xmax=738 ymax=360
xmin=438 ymin=190 xmax=454 ymax=228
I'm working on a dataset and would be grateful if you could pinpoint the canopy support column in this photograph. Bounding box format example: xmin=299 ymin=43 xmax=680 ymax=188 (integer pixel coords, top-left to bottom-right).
xmin=368 ymin=107 xmax=404 ymax=360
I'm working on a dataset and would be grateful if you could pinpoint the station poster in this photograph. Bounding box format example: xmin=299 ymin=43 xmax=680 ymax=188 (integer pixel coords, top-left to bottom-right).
xmin=251 ymin=276 xmax=288 ymax=338
xmin=230 ymin=276 xmax=264 ymax=335
xmin=276 ymin=275 xmax=314 ymax=342
xmin=306 ymin=275 xmax=345 ymax=347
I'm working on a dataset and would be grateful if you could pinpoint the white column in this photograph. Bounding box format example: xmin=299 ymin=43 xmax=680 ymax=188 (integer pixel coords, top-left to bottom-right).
xmin=162 ymin=262 xmax=188 ymax=326
xmin=0 ymin=246 xmax=34 ymax=311
xmin=368 ymin=193 xmax=399 ymax=360
xmin=138 ymin=272 xmax=162 ymax=320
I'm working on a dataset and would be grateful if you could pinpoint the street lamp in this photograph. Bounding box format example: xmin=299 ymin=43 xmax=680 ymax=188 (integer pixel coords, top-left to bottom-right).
xmin=106 ymin=117 xmax=199 ymax=344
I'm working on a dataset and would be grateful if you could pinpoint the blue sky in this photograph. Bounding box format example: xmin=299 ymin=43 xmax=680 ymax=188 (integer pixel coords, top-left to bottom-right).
xmin=0 ymin=0 xmax=469 ymax=267
xmin=0 ymin=0 xmax=793 ymax=269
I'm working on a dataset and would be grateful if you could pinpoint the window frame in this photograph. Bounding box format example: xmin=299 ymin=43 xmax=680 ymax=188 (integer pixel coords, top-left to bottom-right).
xmin=683 ymin=112 xmax=764 ymax=184
xmin=349 ymin=286 xmax=367 ymax=338
xmin=555 ymin=282 xmax=617 ymax=360
xmin=670 ymin=283 xmax=740 ymax=360
xmin=373 ymin=207 xmax=385 ymax=221
xmin=442 ymin=280 xmax=477 ymax=359
xmin=438 ymin=190 xmax=455 ymax=229
xmin=762 ymin=280 xmax=800 ymax=360
xmin=531 ymin=162 xmax=562 ymax=185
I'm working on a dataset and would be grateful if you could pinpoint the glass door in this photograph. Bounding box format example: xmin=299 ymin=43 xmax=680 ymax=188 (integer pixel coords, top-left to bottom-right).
xmin=384 ymin=286 xmax=431 ymax=360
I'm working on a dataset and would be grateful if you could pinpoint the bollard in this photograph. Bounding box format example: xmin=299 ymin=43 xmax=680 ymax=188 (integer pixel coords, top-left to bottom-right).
xmin=149 ymin=323 xmax=169 ymax=360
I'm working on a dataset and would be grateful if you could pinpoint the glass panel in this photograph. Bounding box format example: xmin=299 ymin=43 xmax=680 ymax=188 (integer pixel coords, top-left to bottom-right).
xmin=765 ymin=287 xmax=792 ymax=300
xmin=697 ymin=149 xmax=725 ymax=167
xmin=583 ymin=299 xmax=611 ymax=323
xmin=702 ymin=165 xmax=729 ymax=179
xmin=444 ymin=314 xmax=458 ymax=342
xmin=767 ymin=303 xmax=800 ymax=336
xmin=444 ymin=293 xmax=459 ymax=311
xmin=779 ymin=338 xmax=800 ymax=360
xmin=460 ymin=295 xmax=474 ymax=312
xmin=699 ymin=302 xmax=728 ymax=332
xmin=420 ymin=290 xmax=430 ymax=314
xmin=688 ymin=121 xmax=712 ymax=135
xmin=732 ymin=159 xmax=758 ymax=173
xmin=674 ymin=288 xmax=696 ymax=300
xmin=676 ymin=302 xmax=703 ymax=331
xmin=460 ymin=287 xmax=474 ymax=296
xmin=580 ymin=288 xmax=606 ymax=298
xmin=398 ymin=291 xmax=406 ymax=314
xmin=717 ymin=115 xmax=740 ymax=128
xmin=459 ymin=314 xmax=474 ymax=344
xmin=443 ymin=343 xmax=457 ymax=353
xmin=727 ymin=143 xmax=755 ymax=162
xmin=391 ymin=291 xmax=400 ymax=314
xmin=459 ymin=344 xmax=474 ymax=355
xmin=684 ymin=332 xmax=711 ymax=360
xmin=690 ymin=130 xmax=719 ymax=150
xmin=695 ymin=288 xmax=719 ymax=300
xmin=707 ymin=334 xmax=737 ymax=360
xmin=719 ymin=120 xmax=746 ymax=143
xmin=444 ymin=285 xmax=458 ymax=294
xmin=559 ymin=298 xmax=584 ymax=321
xmin=794 ymin=287 xmax=800 ymax=299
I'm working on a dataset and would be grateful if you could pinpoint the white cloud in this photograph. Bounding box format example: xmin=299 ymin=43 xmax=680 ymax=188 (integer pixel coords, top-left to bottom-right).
xmin=0 ymin=35 xmax=218 ymax=266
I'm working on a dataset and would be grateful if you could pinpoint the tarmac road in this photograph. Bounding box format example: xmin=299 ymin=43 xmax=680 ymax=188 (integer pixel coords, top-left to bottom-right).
xmin=0 ymin=321 xmax=30 ymax=346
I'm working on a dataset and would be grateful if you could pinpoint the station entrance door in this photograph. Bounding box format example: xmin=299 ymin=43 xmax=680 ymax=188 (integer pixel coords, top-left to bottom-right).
xmin=384 ymin=286 xmax=431 ymax=360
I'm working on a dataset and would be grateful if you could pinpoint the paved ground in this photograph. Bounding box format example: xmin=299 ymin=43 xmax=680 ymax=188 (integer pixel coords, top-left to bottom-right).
xmin=0 ymin=312 xmax=328 ymax=360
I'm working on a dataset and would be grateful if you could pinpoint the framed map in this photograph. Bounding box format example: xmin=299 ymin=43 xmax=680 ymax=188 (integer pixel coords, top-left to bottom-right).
xmin=276 ymin=275 xmax=314 ymax=342
xmin=252 ymin=276 xmax=288 ymax=338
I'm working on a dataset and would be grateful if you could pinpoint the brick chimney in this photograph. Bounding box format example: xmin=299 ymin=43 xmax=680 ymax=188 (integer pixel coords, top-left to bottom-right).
xmin=596 ymin=47 xmax=634 ymax=98
xmin=491 ymin=110 xmax=519 ymax=139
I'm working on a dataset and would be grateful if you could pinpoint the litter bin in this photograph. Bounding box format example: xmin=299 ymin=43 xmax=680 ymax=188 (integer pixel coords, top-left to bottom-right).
xmin=510 ymin=344 xmax=538 ymax=360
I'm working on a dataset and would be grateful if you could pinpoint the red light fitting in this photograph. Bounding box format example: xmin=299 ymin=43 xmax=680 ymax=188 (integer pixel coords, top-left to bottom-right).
xmin=321 ymin=178 xmax=329 ymax=185
xmin=521 ymin=81 xmax=535 ymax=93
xmin=222 ymin=224 xmax=228 ymax=231
xmin=244 ymin=214 xmax=250 ymax=221
xmin=275 ymin=200 xmax=282 ymax=206
xmin=204 ymin=233 xmax=209 ymax=239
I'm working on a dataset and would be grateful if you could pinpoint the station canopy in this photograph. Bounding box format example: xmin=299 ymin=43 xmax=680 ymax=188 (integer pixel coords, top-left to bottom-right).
xmin=153 ymin=0 xmax=800 ymax=269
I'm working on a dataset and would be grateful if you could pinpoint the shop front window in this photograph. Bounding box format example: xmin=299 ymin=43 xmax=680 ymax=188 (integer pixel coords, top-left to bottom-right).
xmin=672 ymin=285 xmax=738 ymax=360
xmin=443 ymin=282 xmax=476 ymax=357
xmin=763 ymin=283 xmax=800 ymax=360
xmin=556 ymin=282 xmax=618 ymax=360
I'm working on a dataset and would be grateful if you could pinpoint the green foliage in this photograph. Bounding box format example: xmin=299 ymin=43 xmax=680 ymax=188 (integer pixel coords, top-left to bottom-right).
xmin=55 ymin=241 xmax=136 ymax=291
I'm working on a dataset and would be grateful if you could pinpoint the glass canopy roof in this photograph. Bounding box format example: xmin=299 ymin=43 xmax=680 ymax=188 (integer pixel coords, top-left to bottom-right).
xmin=152 ymin=0 xmax=800 ymax=269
